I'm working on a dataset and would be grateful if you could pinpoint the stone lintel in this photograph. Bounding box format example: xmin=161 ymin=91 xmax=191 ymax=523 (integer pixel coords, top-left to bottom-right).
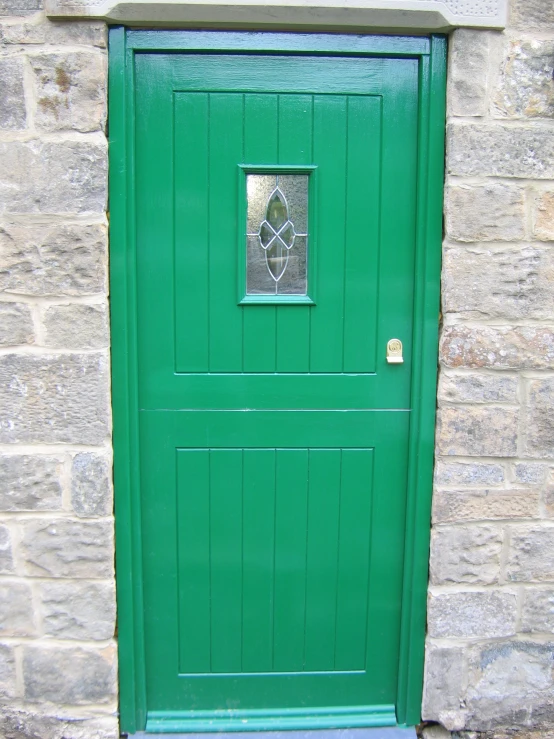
xmin=44 ymin=0 xmax=508 ymax=31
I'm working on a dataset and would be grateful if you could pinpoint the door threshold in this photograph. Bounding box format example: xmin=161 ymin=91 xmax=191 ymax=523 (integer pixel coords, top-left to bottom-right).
xmin=132 ymin=729 xmax=416 ymax=739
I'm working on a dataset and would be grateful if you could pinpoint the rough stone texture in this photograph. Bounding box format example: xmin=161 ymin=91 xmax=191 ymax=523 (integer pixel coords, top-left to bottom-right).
xmin=0 ymin=58 xmax=27 ymax=130
xmin=23 ymin=644 xmax=117 ymax=704
xmin=533 ymin=190 xmax=554 ymax=241
xmin=437 ymin=406 xmax=518 ymax=457
xmin=510 ymin=0 xmax=554 ymax=30
xmin=0 ymin=454 xmax=62 ymax=511
xmin=0 ymin=222 xmax=108 ymax=296
xmin=524 ymin=378 xmax=554 ymax=458
xmin=71 ymin=452 xmax=112 ymax=517
xmin=0 ymin=582 xmax=35 ymax=636
xmin=521 ymin=589 xmax=554 ymax=633
xmin=0 ymin=709 xmax=118 ymax=739
xmin=0 ymin=0 xmax=42 ymax=15
xmin=445 ymin=185 xmax=525 ymax=242
xmin=30 ymin=52 xmax=106 ymax=133
xmin=448 ymin=123 xmax=554 ymax=179
xmin=0 ymin=302 xmax=34 ymax=346
xmin=43 ymin=303 xmax=109 ymax=350
xmin=19 ymin=518 xmax=114 ymax=578
xmin=507 ymin=526 xmax=554 ymax=582
xmin=494 ymin=40 xmax=554 ymax=119
xmin=433 ymin=489 xmax=539 ymax=523
xmin=0 ymin=140 xmax=107 ymax=214
xmin=0 ymin=644 xmax=16 ymax=701
xmin=427 ymin=591 xmax=517 ymax=638
xmin=434 ymin=461 xmax=505 ymax=486
xmin=448 ymin=29 xmax=491 ymax=117
xmin=0 ymin=352 xmax=110 ymax=444
xmin=440 ymin=324 xmax=554 ymax=370
xmin=422 ymin=644 xmax=467 ymax=729
xmin=439 ymin=372 xmax=518 ymax=404
xmin=0 ymin=525 xmax=14 ymax=574
xmin=429 ymin=525 xmax=503 ymax=585
xmin=514 ymin=463 xmax=547 ymax=486
xmin=40 ymin=580 xmax=115 ymax=640
xmin=442 ymin=246 xmax=554 ymax=319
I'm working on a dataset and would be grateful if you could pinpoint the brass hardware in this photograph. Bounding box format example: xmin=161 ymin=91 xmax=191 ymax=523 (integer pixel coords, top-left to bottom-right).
xmin=386 ymin=338 xmax=403 ymax=364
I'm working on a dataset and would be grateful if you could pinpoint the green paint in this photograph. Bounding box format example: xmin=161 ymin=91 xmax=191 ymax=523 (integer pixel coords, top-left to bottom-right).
xmin=109 ymin=29 xmax=446 ymax=734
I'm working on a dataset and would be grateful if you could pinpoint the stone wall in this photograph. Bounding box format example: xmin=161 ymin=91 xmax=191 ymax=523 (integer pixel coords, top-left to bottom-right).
xmin=423 ymin=0 xmax=554 ymax=732
xmin=0 ymin=2 xmax=117 ymax=737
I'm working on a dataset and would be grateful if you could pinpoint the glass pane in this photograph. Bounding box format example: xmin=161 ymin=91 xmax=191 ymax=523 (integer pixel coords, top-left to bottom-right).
xmin=246 ymin=173 xmax=309 ymax=297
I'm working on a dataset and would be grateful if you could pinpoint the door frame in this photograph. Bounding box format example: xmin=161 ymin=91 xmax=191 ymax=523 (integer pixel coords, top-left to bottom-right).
xmin=109 ymin=29 xmax=446 ymax=734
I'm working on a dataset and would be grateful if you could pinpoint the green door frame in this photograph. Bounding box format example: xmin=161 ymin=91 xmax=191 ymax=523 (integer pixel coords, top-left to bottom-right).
xmin=108 ymin=28 xmax=446 ymax=734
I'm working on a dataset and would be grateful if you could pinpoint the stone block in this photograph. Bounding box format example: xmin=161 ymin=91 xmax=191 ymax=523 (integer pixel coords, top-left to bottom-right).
xmin=0 ymin=17 xmax=106 ymax=46
xmin=0 ymin=352 xmax=110 ymax=444
xmin=524 ymin=378 xmax=554 ymax=458
xmin=429 ymin=524 xmax=502 ymax=585
xmin=0 ymin=581 xmax=35 ymax=636
xmin=494 ymin=40 xmax=554 ymax=119
xmin=0 ymin=57 xmax=26 ymax=130
xmin=437 ymin=406 xmax=518 ymax=457
xmin=514 ymin=463 xmax=547 ymax=486
xmin=533 ymin=191 xmax=554 ymax=241
xmin=0 ymin=454 xmax=62 ymax=511
xmin=20 ymin=518 xmax=114 ymax=578
xmin=40 ymin=580 xmax=115 ymax=640
xmin=445 ymin=185 xmax=525 ymax=242
xmin=440 ymin=325 xmax=554 ymax=370
xmin=23 ymin=644 xmax=117 ymax=704
xmin=43 ymin=303 xmax=109 ymax=350
xmin=427 ymin=590 xmax=517 ymax=638
xmin=442 ymin=246 xmax=554 ymax=319
xmin=0 ymin=643 xmax=16 ymax=701
xmin=0 ymin=302 xmax=34 ymax=346
xmin=448 ymin=123 xmax=554 ymax=179
xmin=0 ymin=525 xmax=14 ymax=574
xmin=0 ymin=222 xmax=107 ymax=296
xmin=434 ymin=461 xmax=505 ymax=487
xmin=510 ymin=0 xmax=554 ymax=34
xmin=0 ymin=139 xmax=107 ymax=214
xmin=433 ymin=489 xmax=539 ymax=524
xmin=521 ymin=589 xmax=554 ymax=633
xmin=507 ymin=526 xmax=554 ymax=582
xmin=438 ymin=371 xmax=517 ymax=404
xmin=422 ymin=643 xmax=467 ymax=729
xmin=30 ymin=51 xmax=106 ymax=133
xmin=71 ymin=452 xmax=112 ymax=517
xmin=448 ymin=29 xmax=491 ymax=117
xmin=0 ymin=0 xmax=42 ymax=15
xmin=0 ymin=709 xmax=118 ymax=739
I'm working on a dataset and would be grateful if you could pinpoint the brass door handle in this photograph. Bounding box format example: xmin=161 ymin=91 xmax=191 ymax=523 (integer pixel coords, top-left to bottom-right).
xmin=386 ymin=338 xmax=403 ymax=364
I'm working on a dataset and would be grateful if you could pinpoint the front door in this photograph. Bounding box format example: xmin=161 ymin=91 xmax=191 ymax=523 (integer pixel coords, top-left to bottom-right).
xmin=110 ymin=30 xmax=446 ymax=734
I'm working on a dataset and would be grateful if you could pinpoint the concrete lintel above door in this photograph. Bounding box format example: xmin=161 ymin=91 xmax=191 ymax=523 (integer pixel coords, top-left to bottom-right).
xmin=44 ymin=0 xmax=507 ymax=30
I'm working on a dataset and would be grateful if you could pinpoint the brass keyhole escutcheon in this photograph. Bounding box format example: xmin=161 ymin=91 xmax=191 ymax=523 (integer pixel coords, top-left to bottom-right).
xmin=386 ymin=338 xmax=403 ymax=364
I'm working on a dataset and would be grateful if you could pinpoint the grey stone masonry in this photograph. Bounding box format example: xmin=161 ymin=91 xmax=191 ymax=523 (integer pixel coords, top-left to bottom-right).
xmin=0 ymin=2 xmax=116 ymax=738
xmin=425 ymin=0 xmax=554 ymax=732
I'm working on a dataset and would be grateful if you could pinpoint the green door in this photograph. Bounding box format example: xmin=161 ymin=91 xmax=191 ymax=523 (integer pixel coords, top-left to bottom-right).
xmin=110 ymin=30 xmax=446 ymax=734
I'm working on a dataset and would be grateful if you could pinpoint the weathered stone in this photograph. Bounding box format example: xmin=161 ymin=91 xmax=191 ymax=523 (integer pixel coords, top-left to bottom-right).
xmin=448 ymin=123 xmax=554 ymax=179
xmin=0 ymin=582 xmax=35 ymax=636
xmin=0 ymin=525 xmax=14 ymax=574
xmin=0 ymin=644 xmax=16 ymax=701
xmin=440 ymin=325 xmax=554 ymax=370
xmin=40 ymin=580 xmax=115 ymax=640
xmin=0 ymin=0 xmax=42 ymax=15
xmin=31 ymin=52 xmax=106 ymax=133
xmin=494 ymin=40 xmax=554 ymax=119
xmin=421 ymin=725 xmax=451 ymax=739
xmin=434 ymin=461 xmax=505 ymax=487
xmin=465 ymin=641 xmax=554 ymax=729
xmin=430 ymin=525 xmax=502 ymax=585
xmin=442 ymin=246 xmax=554 ymax=319
xmin=0 ymin=140 xmax=107 ymax=214
xmin=20 ymin=518 xmax=113 ymax=578
xmin=71 ymin=452 xmax=112 ymax=517
xmin=439 ymin=372 xmax=517 ymax=404
xmin=525 ymin=378 xmax=554 ymax=458
xmin=0 ymin=17 xmax=106 ymax=46
xmin=422 ymin=643 xmax=467 ymax=730
xmin=521 ymin=589 xmax=554 ymax=633
xmin=427 ymin=590 xmax=517 ymax=638
xmin=514 ymin=463 xmax=547 ymax=486
xmin=23 ymin=644 xmax=117 ymax=704
xmin=0 ymin=302 xmax=34 ymax=346
xmin=0 ymin=58 xmax=26 ymax=130
xmin=43 ymin=303 xmax=108 ymax=350
xmin=445 ymin=185 xmax=525 ymax=242
xmin=437 ymin=406 xmax=518 ymax=457
xmin=533 ymin=191 xmax=554 ymax=241
xmin=510 ymin=0 xmax=554 ymax=33
xmin=0 ymin=222 xmax=107 ymax=296
xmin=545 ymin=473 xmax=554 ymax=518
xmin=0 ymin=709 xmax=118 ymax=739
xmin=0 ymin=454 xmax=62 ymax=511
xmin=433 ymin=489 xmax=539 ymax=524
xmin=0 ymin=352 xmax=110 ymax=444
xmin=448 ymin=29 xmax=492 ymax=117
xmin=507 ymin=526 xmax=554 ymax=582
